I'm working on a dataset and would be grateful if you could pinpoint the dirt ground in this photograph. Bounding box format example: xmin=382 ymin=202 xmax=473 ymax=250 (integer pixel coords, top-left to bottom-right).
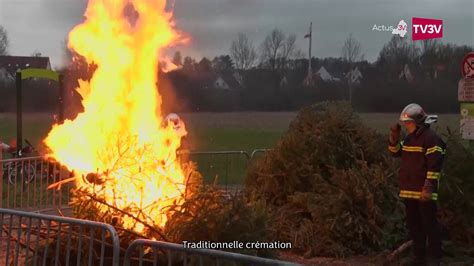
xmin=278 ymin=251 xmax=474 ymax=266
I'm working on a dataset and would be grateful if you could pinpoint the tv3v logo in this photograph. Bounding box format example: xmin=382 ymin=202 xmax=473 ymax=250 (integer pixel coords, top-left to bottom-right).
xmin=412 ymin=17 xmax=443 ymax=40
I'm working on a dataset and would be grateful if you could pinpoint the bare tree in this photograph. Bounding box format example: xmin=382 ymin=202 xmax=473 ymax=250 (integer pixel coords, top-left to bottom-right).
xmin=341 ymin=33 xmax=364 ymax=67
xmin=260 ymin=29 xmax=298 ymax=71
xmin=341 ymin=33 xmax=364 ymax=105
xmin=278 ymin=34 xmax=297 ymax=69
xmin=420 ymin=39 xmax=440 ymax=55
xmin=0 ymin=25 xmax=9 ymax=55
xmin=419 ymin=39 xmax=440 ymax=79
xmin=378 ymin=36 xmax=419 ymax=67
xmin=293 ymin=49 xmax=305 ymax=59
xmin=260 ymin=29 xmax=285 ymax=70
xmin=230 ymin=33 xmax=257 ymax=70
xmin=282 ymin=34 xmax=297 ymax=59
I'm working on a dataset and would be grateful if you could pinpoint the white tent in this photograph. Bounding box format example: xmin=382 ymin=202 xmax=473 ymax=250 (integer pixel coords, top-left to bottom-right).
xmin=316 ymin=66 xmax=339 ymax=82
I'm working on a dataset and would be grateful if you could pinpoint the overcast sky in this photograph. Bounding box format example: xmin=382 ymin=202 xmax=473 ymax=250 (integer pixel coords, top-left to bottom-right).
xmin=0 ymin=0 xmax=472 ymax=68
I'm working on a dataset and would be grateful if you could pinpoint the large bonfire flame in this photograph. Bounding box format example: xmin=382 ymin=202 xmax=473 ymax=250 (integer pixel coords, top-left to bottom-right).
xmin=45 ymin=0 xmax=188 ymax=234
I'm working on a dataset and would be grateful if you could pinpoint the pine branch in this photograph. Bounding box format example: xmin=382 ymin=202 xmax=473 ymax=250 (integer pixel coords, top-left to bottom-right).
xmin=83 ymin=192 xmax=169 ymax=242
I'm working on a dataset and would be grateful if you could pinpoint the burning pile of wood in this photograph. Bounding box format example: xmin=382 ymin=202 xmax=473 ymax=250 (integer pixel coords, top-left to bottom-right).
xmin=41 ymin=0 xmax=195 ymax=247
xmin=70 ymin=161 xmax=203 ymax=242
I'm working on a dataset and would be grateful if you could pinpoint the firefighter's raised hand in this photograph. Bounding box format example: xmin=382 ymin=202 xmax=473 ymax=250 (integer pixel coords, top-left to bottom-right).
xmin=389 ymin=123 xmax=401 ymax=145
xmin=420 ymin=182 xmax=434 ymax=201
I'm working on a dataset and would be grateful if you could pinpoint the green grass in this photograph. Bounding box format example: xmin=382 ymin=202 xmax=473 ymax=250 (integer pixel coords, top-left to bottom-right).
xmin=187 ymin=127 xmax=285 ymax=151
xmin=0 ymin=113 xmax=55 ymax=150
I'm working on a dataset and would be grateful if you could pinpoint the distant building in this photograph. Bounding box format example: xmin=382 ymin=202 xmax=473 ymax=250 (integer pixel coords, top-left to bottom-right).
xmin=0 ymin=56 xmax=52 ymax=83
xmin=213 ymin=76 xmax=230 ymax=90
xmin=204 ymin=72 xmax=244 ymax=91
xmin=303 ymin=66 xmax=342 ymax=87
xmin=316 ymin=66 xmax=340 ymax=82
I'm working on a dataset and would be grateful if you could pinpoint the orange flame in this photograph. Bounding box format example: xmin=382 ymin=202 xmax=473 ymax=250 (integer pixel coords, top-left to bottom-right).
xmin=44 ymin=0 xmax=187 ymax=233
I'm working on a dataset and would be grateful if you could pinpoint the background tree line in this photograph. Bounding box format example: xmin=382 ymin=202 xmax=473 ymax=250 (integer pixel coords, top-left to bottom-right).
xmin=161 ymin=30 xmax=471 ymax=113
xmin=0 ymin=24 xmax=472 ymax=114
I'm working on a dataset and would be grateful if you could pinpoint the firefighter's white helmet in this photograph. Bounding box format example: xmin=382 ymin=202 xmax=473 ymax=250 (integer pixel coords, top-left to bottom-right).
xmin=165 ymin=113 xmax=181 ymax=130
xmin=165 ymin=113 xmax=187 ymax=137
xmin=399 ymin=103 xmax=428 ymax=124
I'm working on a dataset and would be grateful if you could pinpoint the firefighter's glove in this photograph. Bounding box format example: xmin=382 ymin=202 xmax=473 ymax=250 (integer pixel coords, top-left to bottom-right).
xmin=389 ymin=123 xmax=401 ymax=145
xmin=420 ymin=180 xmax=434 ymax=201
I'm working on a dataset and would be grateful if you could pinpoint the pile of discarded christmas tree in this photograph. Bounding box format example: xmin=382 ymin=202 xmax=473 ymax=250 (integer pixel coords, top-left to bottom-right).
xmin=246 ymin=101 xmax=474 ymax=260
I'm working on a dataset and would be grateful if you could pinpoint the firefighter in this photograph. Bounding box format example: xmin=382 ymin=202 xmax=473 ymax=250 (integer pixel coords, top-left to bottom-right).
xmin=388 ymin=103 xmax=445 ymax=265
xmin=164 ymin=113 xmax=190 ymax=161
xmin=164 ymin=113 xmax=187 ymax=139
xmin=0 ymin=140 xmax=16 ymax=154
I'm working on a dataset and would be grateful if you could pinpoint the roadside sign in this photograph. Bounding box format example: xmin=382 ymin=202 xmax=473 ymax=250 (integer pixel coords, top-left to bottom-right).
xmin=460 ymin=103 xmax=474 ymax=140
xmin=459 ymin=52 xmax=474 ymax=140
xmin=461 ymin=52 xmax=474 ymax=79
xmin=458 ymin=78 xmax=474 ymax=102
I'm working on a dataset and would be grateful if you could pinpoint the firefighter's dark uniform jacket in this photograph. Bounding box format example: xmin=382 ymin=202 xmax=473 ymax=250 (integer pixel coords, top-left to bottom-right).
xmin=388 ymin=126 xmax=446 ymax=200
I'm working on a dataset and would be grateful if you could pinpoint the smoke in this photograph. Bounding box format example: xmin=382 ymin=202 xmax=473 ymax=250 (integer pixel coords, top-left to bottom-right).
xmin=123 ymin=2 xmax=139 ymax=28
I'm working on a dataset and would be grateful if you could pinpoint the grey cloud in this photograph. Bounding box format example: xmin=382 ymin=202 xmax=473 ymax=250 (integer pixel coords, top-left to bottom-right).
xmin=0 ymin=0 xmax=472 ymax=67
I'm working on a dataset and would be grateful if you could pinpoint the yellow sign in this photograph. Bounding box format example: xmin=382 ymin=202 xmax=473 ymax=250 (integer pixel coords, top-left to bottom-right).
xmin=460 ymin=103 xmax=474 ymax=140
xmin=20 ymin=68 xmax=60 ymax=82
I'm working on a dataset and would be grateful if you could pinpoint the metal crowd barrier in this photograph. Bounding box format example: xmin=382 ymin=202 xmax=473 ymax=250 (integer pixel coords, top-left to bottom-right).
xmin=178 ymin=150 xmax=251 ymax=193
xmin=1 ymin=156 xmax=73 ymax=213
xmin=0 ymin=208 xmax=120 ymax=266
xmin=1 ymin=149 xmax=272 ymax=213
xmin=123 ymin=239 xmax=299 ymax=266
xmin=250 ymin=149 xmax=272 ymax=160
xmin=0 ymin=209 xmax=298 ymax=266
xmin=177 ymin=149 xmax=272 ymax=193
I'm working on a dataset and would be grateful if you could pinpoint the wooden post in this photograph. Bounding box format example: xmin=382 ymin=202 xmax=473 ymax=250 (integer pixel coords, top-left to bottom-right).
xmin=58 ymin=74 xmax=65 ymax=123
xmin=308 ymin=22 xmax=312 ymax=77
xmin=0 ymin=147 xmax=3 ymax=207
xmin=16 ymin=71 xmax=23 ymax=151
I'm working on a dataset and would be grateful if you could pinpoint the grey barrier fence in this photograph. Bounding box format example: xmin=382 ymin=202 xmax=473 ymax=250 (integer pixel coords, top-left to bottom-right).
xmin=177 ymin=150 xmax=271 ymax=192
xmin=1 ymin=149 xmax=272 ymax=213
xmin=123 ymin=239 xmax=300 ymax=266
xmin=1 ymin=209 xmax=299 ymax=266
xmin=178 ymin=151 xmax=250 ymax=188
xmin=1 ymin=156 xmax=73 ymax=213
xmin=0 ymin=207 xmax=120 ymax=266
xmin=250 ymin=149 xmax=272 ymax=161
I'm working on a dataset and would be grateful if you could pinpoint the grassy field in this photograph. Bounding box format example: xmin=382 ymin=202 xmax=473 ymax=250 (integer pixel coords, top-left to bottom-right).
xmin=0 ymin=113 xmax=55 ymax=150
xmin=0 ymin=112 xmax=461 ymax=151
xmin=0 ymin=112 xmax=296 ymax=152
